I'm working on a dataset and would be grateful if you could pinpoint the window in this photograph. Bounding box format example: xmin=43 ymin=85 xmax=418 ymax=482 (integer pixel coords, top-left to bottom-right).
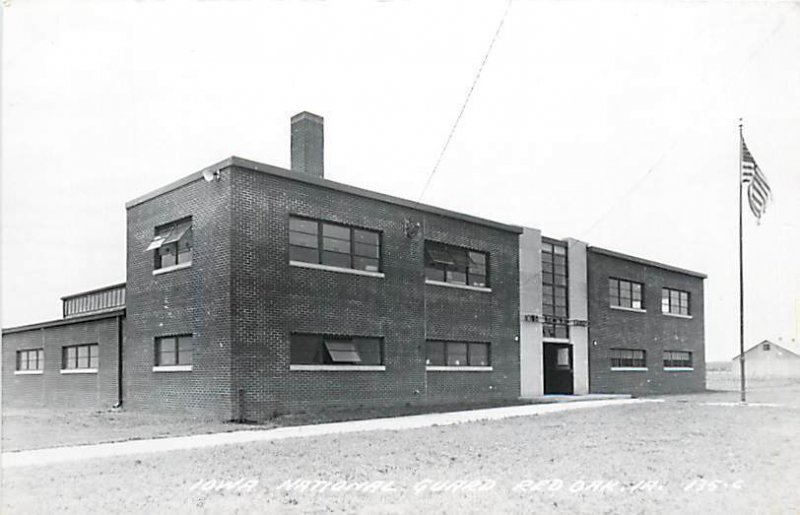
xmin=664 ymin=351 xmax=693 ymax=368
xmin=542 ymin=241 xmax=568 ymax=338
xmin=763 ymin=343 xmax=771 ymax=351
xmin=426 ymin=341 xmax=491 ymax=367
xmin=661 ymin=288 xmax=690 ymax=316
xmin=289 ymin=216 xmax=381 ymax=273
xmin=609 ymin=278 xmax=644 ymax=310
xmin=62 ymin=344 xmax=99 ymax=370
xmin=16 ymin=349 xmax=44 ymax=371
xmin=155 ymin=335 xmax=193 ymax=366
xmin=424 ymin=241 xmax=489 ymax=288
xmin=147 ymin=218 xmax=193 ymax=270
xmin=556 ymin=347 xmax=571 ymax=369
xmin=290 ymin=334 xmax=383 ymax=365
xmin=609 ymin=348 xmax=646 ymax=368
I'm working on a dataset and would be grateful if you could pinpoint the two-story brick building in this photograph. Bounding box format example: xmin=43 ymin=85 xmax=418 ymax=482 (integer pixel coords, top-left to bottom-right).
xmin=2 ymin=111 xmax=707 ymax=420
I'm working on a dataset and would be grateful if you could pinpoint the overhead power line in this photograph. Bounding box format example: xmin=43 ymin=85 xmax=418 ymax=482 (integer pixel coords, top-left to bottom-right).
xmin=416 ymin=0 xmax=513 ymax=205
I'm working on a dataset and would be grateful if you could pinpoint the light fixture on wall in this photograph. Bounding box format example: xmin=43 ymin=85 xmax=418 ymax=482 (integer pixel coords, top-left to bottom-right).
xmin=202 ymin=168 xmax=221 ymax=182
xmin=403 ymin=219 xmax=420 ymax=239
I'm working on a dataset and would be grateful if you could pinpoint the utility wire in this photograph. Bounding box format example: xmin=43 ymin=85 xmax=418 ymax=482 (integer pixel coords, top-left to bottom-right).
xmin=416 ymin=0 xmax=513 ymax=205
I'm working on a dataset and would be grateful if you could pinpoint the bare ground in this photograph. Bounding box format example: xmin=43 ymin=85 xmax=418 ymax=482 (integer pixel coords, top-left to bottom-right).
xmin=3 ymin=379 xmax=800 ymax=514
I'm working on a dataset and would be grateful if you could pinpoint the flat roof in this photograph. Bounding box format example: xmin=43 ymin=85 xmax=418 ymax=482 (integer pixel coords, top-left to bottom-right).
xmin=588 ymin=246 xmax=707 ymax=279
xmin=125 ymin=156 xmax=523 ymax=234
xmin=2 ymin=309 xmax=125 ymax=335
xmin=61 ymin=282 xmax=126 ymax=301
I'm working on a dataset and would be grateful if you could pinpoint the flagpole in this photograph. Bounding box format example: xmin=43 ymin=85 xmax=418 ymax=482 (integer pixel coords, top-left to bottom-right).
xmin=738 ymin=119 xmax=747 ymax=403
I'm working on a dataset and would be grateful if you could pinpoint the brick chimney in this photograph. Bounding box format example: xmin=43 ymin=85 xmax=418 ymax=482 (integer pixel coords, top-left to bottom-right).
xmin=290 ymin=111 xmax=324 ymax=178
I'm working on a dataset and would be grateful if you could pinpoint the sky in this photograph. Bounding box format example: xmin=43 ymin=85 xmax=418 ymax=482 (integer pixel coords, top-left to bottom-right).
xmin=2 ymin=0 xmax=799 ymax=361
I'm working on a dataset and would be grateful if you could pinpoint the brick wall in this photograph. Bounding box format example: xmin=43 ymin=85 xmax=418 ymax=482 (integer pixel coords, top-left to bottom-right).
xmin=586 ymin=249 xmax=706 ymax=395
xmin=229 ymin=166 xmax=520 ymax=418
xmin=2 ymin=315 xmax=122 ymax=409
xmin=124 ymin=171 xmax=233 ymax=418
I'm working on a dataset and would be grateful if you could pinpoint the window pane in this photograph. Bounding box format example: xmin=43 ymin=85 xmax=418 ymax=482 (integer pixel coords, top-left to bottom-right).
xmin=66 ymin=347 xmax=77 ymax=369
xmin=77 ymin=346 xmax=89 ymax=368
xmin=556 ymin=347 xmax=570 ymax=368
xmin=289 ymin=231 xmax=318 ymax=248
xmin=289 ymin=218 xmax=317 ymax=234
xmin=89 ymin=345 xmax=99 ymax=368
xmin=321 ymin=251 xmax=351 ymax=268
xmin=178 ymin=336 xmax=193 ymax=352
xmin=553 ymin=244 xmax=566 ymax=255
xmin=426 ymin=341 xmax=445 ymax=366
xmin=323 ymin=236 xmax=350 ymax=253
xmin=446 ymin=270 xmax=467 ymax=285
xmin=447 ymin=343 xmax=468 ymax=366
xmin=177 ymin=248 xmax=192 ymax=264
xmin=179 ymin=343 xmax=193 ymax=365
xmin=354 ymin=229 xmax=379 ymax=246
xmin=469 ymin=343 xmax=489 ymax=366
xmin=353 ymin=257 xmax=380 ymax=272
xmin=159 ymin=247 xmax=178 ymax=268
xmin=425 ymin=266 xmax=445 ymax=282
xmin=670 ymin=291 xmax=680 ymax=312
xmin=322 ymin=223 xmax=349 ymax=239
xmin=469 ymin=274 xmax=487 ymax=287
xmin=354 ymin=338 xmax=382 ymax=365
xmin=159 ymin=350 xmax=177 ymax=366
xmin=468 ymin=252 xmax=486 ymax=274
xmin=290 ymin=335 xmax=322 ymax=364
xmin=289 ymin=245 xmax=319 ymax=263
xmin=354 ymin=242 xmax=379 ymax=258
xmin=554 ymin=325 xmax=569 ymax=339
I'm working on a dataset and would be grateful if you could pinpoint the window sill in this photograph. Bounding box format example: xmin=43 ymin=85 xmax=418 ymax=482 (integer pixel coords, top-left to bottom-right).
xmin=610 ymin=367 xmax=648 ymax=372
xmin=289 ymin=365 xmax=386 ymax=372
xmin=153 ymin=262 xmax=192 ymax=276
xmin=424 ymin=280 xmax=491 ymax=293
xmin=153 ymin=365 xmax=193 ymax=372
xmin=426 ymin=366 xmax=493 ymax=372
xmin=60 ymin=369 xmax=98 ymax=374
xmin=14 ymin=370 xmax=43 ymax=375
xmin=610 ymin=306 xmax=646 ymax=314
xmin=289 ymin=261 xmax=385 ymax=278
xmin=662 ymin=312 xmax=693 ymax=319
xmin=664 ymin=367 xmax=694 ymax=372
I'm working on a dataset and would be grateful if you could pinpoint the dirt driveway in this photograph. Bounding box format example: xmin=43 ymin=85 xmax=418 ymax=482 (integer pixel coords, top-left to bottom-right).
xmin=3 ymin=382 xmax=799 ymax=514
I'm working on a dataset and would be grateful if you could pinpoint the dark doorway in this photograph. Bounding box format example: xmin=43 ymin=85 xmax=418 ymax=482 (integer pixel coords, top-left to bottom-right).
xmin=543 ymin=343 xmax=574 ymax=394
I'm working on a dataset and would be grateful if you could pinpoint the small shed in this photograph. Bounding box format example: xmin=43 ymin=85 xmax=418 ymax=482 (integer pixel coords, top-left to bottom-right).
xmin=732 ymin=340 xmax=800 ymax=378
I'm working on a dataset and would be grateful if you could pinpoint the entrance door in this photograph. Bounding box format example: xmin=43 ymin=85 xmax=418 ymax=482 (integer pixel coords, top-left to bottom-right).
xmin=543 ymin=343 xmax=574 ymax=394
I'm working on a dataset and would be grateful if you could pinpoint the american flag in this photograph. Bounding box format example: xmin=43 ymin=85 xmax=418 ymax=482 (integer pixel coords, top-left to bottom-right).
xmin=741 ymin=138 xmax=772 ymax=221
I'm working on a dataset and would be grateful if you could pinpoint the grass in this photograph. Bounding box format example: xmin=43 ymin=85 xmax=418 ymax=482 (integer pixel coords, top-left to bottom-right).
xmin=2 ymin=398 xmax=542 ymax=452
xmin=3 ymin=377 xmax=800 ymax=513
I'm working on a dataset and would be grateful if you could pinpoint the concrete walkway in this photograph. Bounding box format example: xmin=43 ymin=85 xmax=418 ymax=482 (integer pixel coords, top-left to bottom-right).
xmin=2 ymin=397 xmax=652 ymax=469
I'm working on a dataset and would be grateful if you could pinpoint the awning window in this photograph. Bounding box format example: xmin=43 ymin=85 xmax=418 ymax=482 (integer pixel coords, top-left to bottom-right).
xmin=162 ymin=221 xmax=192 ymax=245
xmin=426 ymin=246 xmax=456 ymax=266
xmin=145 ymin=220 xmax=192 ymax=252
xmin=324 ymin=341 xmax=362 ymax=364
